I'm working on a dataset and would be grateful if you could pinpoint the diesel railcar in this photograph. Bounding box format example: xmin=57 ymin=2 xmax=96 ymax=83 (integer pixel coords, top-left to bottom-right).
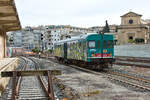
xmin=54 ymin=33 xmax=114 ymax=70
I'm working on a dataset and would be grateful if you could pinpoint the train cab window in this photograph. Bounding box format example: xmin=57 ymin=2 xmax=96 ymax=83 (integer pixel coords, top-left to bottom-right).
xmin=108 ymin=40 xmax=114 ymax=48
xmin=88 ymin=41 xmax=95 ymax=48
xmin=97 ymin=40 xmax=100 ymax=48
xmin=103 ymin=40 xmax=107 ymax=48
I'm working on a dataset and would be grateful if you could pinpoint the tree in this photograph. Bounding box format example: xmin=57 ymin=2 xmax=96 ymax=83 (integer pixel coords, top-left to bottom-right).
xmin=103 ymin=20 xmax=110 ymax=33
xmin=32 ymin=48 xmax=38 ymax=53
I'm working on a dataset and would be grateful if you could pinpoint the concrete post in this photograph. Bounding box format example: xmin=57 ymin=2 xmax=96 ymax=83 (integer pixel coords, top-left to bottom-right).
xmin=0 ymin=29 xmax=6 ymax=59
xmin=4 ymin=31 xmax=6 ymax=58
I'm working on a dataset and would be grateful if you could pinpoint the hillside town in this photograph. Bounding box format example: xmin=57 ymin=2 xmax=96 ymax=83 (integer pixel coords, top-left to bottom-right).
xmin=1 ymin=0 xmax=150 ymax=100
xmin=7 ymin=11 xmax=150 ymax=52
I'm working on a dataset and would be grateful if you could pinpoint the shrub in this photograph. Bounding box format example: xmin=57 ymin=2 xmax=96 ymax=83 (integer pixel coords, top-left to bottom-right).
xmin=135 ymin=38 xmax=144 ymax=43
xmin=32 ymin=48 xmax=38 ymax=53
xmin=48 ymin=49 xmax=53 ymax=53
xmin=128 ymin=39 xmax=134 ymax=43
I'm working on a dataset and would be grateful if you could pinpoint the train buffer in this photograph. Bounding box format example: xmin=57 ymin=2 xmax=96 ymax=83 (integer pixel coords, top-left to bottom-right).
xmin=1 ymin=70 xmax=61 ymax=100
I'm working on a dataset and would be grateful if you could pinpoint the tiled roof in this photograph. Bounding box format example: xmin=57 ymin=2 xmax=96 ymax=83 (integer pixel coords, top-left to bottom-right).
xmin=121 ymin=11 xmax=142 ymax=17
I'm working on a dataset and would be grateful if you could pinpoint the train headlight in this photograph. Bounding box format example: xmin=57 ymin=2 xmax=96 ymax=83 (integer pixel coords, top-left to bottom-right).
xmin=103 ymin=49 xmax=107 ymax=53
xmin=91 ymin=54 xmax=95 ymax=57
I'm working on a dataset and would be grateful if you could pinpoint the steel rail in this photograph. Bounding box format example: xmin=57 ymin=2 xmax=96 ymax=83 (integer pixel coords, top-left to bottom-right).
xmin=107 ymin=74 xmax=150 ymax=91
xmin=29 ymin=58 xmax=55 ymax=100
xmin=115 ymin=56 xmax=150 ymax=63
xmin=34 ymin=56 xmax=150 ymax=92
xmin=113 ymin=62 xmax=150 ymax=68
xmin=12 ymin=57 xmax=27 ymax=100
xmin=67 ymin=64 xmax=150 ymax=91
xmin=107 ymin=71 xmax=150 ymax=84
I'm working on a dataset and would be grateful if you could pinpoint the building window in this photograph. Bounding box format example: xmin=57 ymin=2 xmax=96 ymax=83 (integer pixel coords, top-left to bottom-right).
xmin=129 ymin=36 xmax=133 ymax=40
xmin=129 ymin=19 xmax=133 ymax=24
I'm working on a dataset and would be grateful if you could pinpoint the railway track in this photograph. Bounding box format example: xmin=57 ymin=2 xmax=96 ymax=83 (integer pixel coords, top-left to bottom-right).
xmin=106 ymin=70 xmax=150 ymax=91
xmin=39 ymin=55 xmax=150 ymax=68
xmin=17 ymin=57 xmax=48 ymax=100
xmin=114 ymin=56 xmax=150 ymax=68
xmin=66 ymin=64 xmax=150 ymax=92
xmin=34 ymin=56 xmax=150 ymax=91
xmin=3 ymin=57 xmax=27 ymax=99
xmin=2 ymin=57 xmax=55 ymax=100
xmin=29 ymin=58 xmax=55 ymax=100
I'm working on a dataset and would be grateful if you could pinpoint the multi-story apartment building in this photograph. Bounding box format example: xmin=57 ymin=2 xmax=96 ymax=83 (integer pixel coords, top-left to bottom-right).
xmin=8 ymin=26 xmax=45 ymax=50
xmin=44 ymin=25 xmax=89 ymax=50
xmin=7 ymin=32 xmax=14 ymax=46
xmin=32 ymin=26 xmax=45 ymax=50
xmin=13 ymin=31 xmax=22 ymax=47
xmin=22 ymin=26 xmax=45 ymax=50
xmin=22 ymin=27 xmax=35 ymax=49
xmin=44 ymin=28 xmax=61 ymax=50
xmin=7 ymin=31 xmax=22 ymax=47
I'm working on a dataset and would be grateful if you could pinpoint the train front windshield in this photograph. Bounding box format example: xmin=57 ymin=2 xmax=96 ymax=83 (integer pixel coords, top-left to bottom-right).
xmin=88 ymin=40 xmax=114 ymax=49
xmin=88 ymin=41 xmax=96 ymax=48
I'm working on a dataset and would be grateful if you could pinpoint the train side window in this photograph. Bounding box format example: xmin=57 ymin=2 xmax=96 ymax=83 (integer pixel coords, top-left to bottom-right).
xmin=103 ymin=40 xmax=107 ymax=48
xmin=83 ymin=41 xmax=86 ymax=48
xmin=108 ymin=40 xmax=114 ymax=48
xmin=97 ymin=40 xmax=100 ymax=48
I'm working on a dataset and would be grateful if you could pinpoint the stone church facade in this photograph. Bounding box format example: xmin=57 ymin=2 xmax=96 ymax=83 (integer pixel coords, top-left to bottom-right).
xmin=117 ymin=11 xmax=150 ymax=44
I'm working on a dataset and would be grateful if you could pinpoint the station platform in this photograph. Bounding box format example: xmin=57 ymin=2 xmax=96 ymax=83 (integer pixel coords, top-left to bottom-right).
xmin=0 ymin=58 xmax=16 ymax=69
xmin=0 ymin=58 xmax=19 ymax=96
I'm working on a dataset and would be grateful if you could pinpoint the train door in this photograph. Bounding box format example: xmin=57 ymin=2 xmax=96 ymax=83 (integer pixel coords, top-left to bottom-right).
xmin=64 ymin=43 xmax=67 ymax=60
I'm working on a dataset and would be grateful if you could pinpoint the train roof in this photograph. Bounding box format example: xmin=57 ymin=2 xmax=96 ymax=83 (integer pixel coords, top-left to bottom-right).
xmin=55 ymin=33 xmax=113 ymax=45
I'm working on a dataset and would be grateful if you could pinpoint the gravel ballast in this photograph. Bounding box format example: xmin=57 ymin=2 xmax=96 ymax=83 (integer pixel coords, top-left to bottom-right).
xmin=37 ymin=58 xmax=150 ymax=100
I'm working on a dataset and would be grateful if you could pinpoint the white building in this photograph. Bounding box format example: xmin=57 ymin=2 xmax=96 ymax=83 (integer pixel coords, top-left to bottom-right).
xmin=7 ymin=31 xmax=22 ymax=47
xmin=44 ymin=25 xmax=90 ymax=50
xmin=44 ymin=28 xmax=61 ymax=50
xmin=22 ymin=27 xmax=35 ymax=49
xmin=11 ymin=26 xmax=45 ymax=50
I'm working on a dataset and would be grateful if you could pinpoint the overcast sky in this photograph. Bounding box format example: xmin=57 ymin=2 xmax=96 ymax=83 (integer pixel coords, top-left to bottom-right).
xmin=14 ymin=0 xmax=150 ymax=28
